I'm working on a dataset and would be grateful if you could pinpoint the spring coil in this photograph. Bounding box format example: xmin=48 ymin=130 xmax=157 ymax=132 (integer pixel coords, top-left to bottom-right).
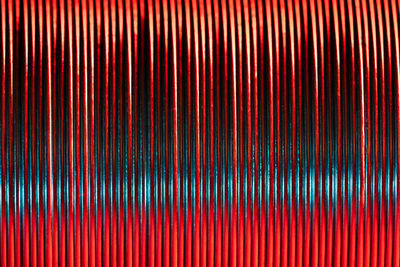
xmin=1 ymin=0 xmax=400 ymax=266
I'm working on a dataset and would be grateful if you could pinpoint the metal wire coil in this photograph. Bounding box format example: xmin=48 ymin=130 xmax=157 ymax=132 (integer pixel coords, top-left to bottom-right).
xmin=1 ymin=0 xmax=400 ymax=266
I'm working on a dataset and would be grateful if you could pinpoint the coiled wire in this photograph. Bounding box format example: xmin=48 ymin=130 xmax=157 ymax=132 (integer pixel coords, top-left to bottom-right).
xmin=1 ymin=0 xmax=400 ymax=266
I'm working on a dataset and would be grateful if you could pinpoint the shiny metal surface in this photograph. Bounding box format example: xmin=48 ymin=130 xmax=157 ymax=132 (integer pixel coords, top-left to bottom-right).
xmin=0 ymin=0 xmax=400 ymax=266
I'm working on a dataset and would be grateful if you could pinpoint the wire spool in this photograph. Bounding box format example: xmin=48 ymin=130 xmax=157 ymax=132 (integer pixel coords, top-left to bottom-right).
xmin=0 ymin=0 xmax=400 ymax=266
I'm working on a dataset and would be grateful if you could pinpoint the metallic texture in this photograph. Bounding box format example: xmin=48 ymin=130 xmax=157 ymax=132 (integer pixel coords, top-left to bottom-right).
xmin=0 ymin=0 xmax=400 ymax=266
